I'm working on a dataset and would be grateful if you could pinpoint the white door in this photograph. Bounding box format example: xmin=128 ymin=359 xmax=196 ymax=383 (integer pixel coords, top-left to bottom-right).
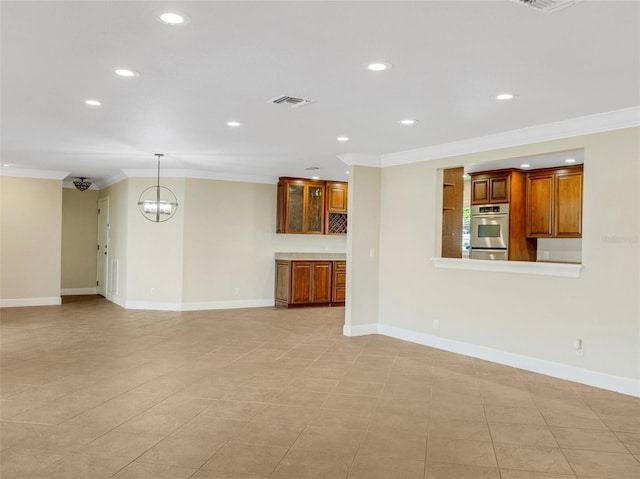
xmin=97 ymin=197 xmax=109 ymax=296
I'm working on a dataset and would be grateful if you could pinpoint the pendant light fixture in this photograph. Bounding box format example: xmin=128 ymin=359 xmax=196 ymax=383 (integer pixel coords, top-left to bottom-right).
xmin=137 ymin=153 xmax=178 ymax=222
xmin=73 ymin=177 xmax=92 ymax=192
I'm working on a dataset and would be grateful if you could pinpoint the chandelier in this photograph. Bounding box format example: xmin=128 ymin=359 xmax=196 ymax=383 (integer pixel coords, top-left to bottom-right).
xmin=73 ymin=178 xmax=92 ymax=192
xmin=137 ymin=153 xmax=178 ymax=222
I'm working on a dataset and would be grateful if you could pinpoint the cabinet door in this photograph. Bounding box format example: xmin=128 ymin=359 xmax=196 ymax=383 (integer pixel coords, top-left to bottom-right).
xmin=306 ymin=185 xmax=325 ymax=233
xmin=526 ymin=173 xmax=554 ymax=237
xmin=471 ymin=178 xmax=490 ymax=204
xmin=291 ymin=262 xmax=311 ymax=304
xmin=275 ymin=261 xmax=290 ymax=305
xmin=286 ymin=183 xmax=305 ymax=233
xmin=490 ymin=176 xmax=510 ymax=203
xmin=326 ymin=182 xmax=348 ymax=213
xmin=555 ymin=171 xmax=582 ymax=237
xmin=311 ymin=262 xmax=332 ymax=303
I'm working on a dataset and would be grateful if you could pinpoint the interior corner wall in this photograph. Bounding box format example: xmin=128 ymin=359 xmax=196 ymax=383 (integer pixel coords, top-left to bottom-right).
xmin=61 ymin=187 xmax=98 ymax=291
xmin=0 ymin=176 xmax=63 ymax=305
xmin=377 ymin=127 xmax=640 ymax=393
xmin=345 ymin=165 xmax=381 ymax=333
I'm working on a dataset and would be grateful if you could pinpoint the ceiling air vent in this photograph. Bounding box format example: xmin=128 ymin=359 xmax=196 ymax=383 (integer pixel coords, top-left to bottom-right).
xmin=513 ymin=0 xmax=584 ymax=13
xmin=268 ymin=95 xmax=313 ymax=108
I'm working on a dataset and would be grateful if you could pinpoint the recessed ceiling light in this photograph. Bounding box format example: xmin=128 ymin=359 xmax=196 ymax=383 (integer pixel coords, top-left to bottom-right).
xmin=155 ymin=11 xmax=191 ymax=25
xmin=2 ymin=164 xmax=10 ymax=167
xmin=84 ymin=99 xmax=102 ymax=106
xmin=226 ymin=121 xmax=241 ymax=127
xmin=366 ymin=62 xmax=392 ymax=72
xmin=311 ymin=176 xmax=320 ymax=180
xmin=565 ymin=158 xmax=576 ymax=163
xmin=346 ymin=171 xmax=350 ymax=175
xmin=496 ymin=93 xmax=514 ymax=100
xmin=463 ymin=174 xmax=470 ymax=179
xmin=399 ymin=119 xmax=418 ymax=125
xmin=115 ymin=69 xmax=139 ymax=78
xmin=337 ymin=136 xmax=350 ymax=142
xmin=521 ymin=163 xmax=531 ymax=168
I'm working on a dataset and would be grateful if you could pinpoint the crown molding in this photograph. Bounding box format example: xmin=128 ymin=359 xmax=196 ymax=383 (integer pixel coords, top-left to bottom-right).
xmin=337 ymin=153 xmax=381 ymax=167
xmin=381 ymin=106 xmax=640 ymax=167
xmin=0 ymin=167 xmax=70 ymax=180
xmin=120 ymin=168 xmax=276 ymax=185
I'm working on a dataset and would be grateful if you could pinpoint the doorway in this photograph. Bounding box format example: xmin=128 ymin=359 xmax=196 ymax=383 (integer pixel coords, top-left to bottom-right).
xmin=97 ymin=197 xmax=109 ymax=297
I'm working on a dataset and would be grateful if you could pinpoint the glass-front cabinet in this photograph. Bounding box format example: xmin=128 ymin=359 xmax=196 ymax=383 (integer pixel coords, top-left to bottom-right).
xmin=277 ymin=178 xmax=326 ymax=234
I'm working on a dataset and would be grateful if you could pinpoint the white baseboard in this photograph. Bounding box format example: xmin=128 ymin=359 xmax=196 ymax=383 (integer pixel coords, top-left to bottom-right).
xmin=343 ymin=322 xmax=379 ymax=336
xmin=181 ymin=299 xmax=274 ymax=311
xmin=61 ymin=288 xmax=97 ymax=296
xmin=105 ymin=296 xmax=274 ymax=312
xmin=344 ymin=321 xmax=638 ymax=397
xmin=0 ymin=297 xmax=62 ymax=308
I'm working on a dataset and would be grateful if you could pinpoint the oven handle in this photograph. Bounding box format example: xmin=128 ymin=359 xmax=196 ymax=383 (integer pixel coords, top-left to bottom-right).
xmin=472 ymin=215 xmax=508 ymax=220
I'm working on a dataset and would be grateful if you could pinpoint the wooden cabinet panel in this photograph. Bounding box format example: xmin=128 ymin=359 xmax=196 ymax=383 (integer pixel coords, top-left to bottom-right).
xmin=326 ymin=182 xmax=348 ymax=213
xmin=471 ymin=178 xmax=489 ymax=204
xmin=332 ymin=261 xmax=346 ymax=304
xmin=490 ymin=176 xmax=510 ymax=203
xmin=442 ymin=167 xmax=464 ymax=258
xmin=526 ymin=166 xmax=582 ymax=238
xmin=291 ymin=262 xmax=312 ymax=304
xmin=276 ymin=260 xmax=344 ymax=308
xmin=311 ymin=262 xmax=332 ymax=303
xmin=526 ymin=173 xmax=554 ymax=237
xmin=556 ymin=172 xmax=582 ymax=237
xmin=471 ymin=172 xmax=511 ymax=204
xmin=275 ymin=261 xmax=290 ymax=304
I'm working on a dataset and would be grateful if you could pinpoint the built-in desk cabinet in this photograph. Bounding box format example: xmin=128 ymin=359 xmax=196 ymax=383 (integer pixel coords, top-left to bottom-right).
xmin=275 ymin=260 xmax=346 ymax=308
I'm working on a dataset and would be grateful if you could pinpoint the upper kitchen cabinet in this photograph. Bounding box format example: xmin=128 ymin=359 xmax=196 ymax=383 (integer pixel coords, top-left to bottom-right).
xmin=325 ymin=181 xmax=348 ymax=235
xmin=471 ymin=171 xmax=511 ymax=204
xmin=277 ymin=178 xmax=325 ymax=234
xmin=277 ymin=177 xmax=348 ymax=235
xmin=526 ymin=165 xmax=583 ymax=238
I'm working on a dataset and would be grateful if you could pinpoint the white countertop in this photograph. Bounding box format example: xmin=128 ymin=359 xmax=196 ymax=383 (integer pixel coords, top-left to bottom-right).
xmin=275 ymin=252 xmax=346 ymax=260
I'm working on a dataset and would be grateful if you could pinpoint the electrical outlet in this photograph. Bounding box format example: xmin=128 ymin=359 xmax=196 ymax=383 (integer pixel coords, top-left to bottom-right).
xmin=433 ymin=319 xmax=439 ymax=330
xmin=234 ymin=288 xmax=240 ymax=295
xmin=369 ymin=247 xmax=375 ymax=257
xmin=150 ymin=287 xmax=156 ymax=296
xmin=574 ymin=338 xmax=583 ymax=356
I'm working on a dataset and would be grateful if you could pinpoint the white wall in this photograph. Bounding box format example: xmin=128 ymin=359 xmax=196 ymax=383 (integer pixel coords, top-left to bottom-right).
xmin=0 ymin=177 xmax=63 ymax=306
xmin=371 ymin=127 xmax=639 ymax=394
xmin=345 ymin=166 xmax=381 ymax=332
xmin=61 ymin=187 xmax=98 ymax=292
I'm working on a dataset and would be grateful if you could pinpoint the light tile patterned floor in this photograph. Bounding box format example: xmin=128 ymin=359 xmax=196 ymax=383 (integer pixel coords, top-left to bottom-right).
xmin=1 ymin=296 xmax=639 ymax=478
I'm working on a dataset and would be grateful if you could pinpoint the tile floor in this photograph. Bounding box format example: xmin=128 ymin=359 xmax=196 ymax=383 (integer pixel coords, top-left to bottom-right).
xmin=1 ymin=295 xmax=639 ymax=478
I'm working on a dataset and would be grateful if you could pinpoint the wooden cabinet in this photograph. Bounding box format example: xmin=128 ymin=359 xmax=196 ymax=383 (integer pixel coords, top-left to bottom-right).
xmin=277 ymin=178 xmax=348 ymax=235
xmin=332 ymin=260 xmax=346 ymax=304
xmin=276 ymin=178 xmax=326 ymax=234
xmin=325 ymin=182 xmax=348 ymax=235
xmin=471 ymin=172 xmax=511 ymax=204
xmin=275 ymin=259 xmax=345 ymax=308
xmin=469 ymin=169 xmax=536 ymax=262
xmin=442 ymin=167 xmax=464 ymax=258
xmin=526 ymin=166 xmax=583 ymax=238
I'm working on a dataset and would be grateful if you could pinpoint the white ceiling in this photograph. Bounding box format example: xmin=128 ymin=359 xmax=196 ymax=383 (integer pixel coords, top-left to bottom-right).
xmin=1 ymin=1 xmax=639 ymax=187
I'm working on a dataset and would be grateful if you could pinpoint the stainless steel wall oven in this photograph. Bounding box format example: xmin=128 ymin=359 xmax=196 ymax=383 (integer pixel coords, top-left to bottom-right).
xmin=470 ymin=204 xmax=509 ymax=260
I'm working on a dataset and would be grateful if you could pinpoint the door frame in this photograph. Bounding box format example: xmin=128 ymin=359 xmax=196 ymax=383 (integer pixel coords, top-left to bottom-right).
xmin=97 ymin=197 xmax=109 ymax=297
